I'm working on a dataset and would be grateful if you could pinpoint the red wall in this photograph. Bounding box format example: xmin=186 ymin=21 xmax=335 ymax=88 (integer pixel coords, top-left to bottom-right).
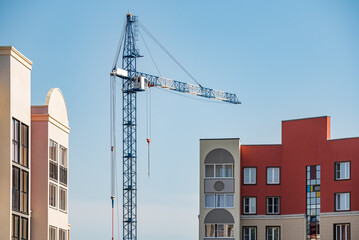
xmin=241 ymin=116 xmax=359 ymax=215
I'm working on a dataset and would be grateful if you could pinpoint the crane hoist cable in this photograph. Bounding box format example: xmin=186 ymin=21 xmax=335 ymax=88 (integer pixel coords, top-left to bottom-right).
xmin=138 ymin=21 xmax=203 ymax=88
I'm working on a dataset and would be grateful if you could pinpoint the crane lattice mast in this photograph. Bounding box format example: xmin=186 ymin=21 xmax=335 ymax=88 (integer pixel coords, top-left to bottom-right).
xmin=110 ymin=12 xmax=240 ymax=240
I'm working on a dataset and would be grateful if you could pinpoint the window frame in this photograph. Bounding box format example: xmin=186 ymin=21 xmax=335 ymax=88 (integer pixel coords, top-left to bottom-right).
xmin=266 ymin=167 xmax=280 ymax=185
xmin=12 ymin=118 xmax=20 ymax=164
xmin=12 ymin=214 xmax=20 ymax=240
xmin=335 ymin=192 xmax=350 ymax=212
xmin=49 ymin=140 xmax=58 ymax=181
xmin=335 ymin=161 xmax=351 ymax=181
xmin=49 ymin=226 xmax=57 ymax=240
xmin=204 ymin=164 xmax=234 ymax=178
xmin=266 ymin=226 xmax=280 ymax=240
xmin=59 ymin=188 xmax=67 ymax=212
xmin=243 ymin=167 xmax=257 ymax=185
xmin=333 ymin=223 xmax=350 ymax=240
xmin=242 ymin=226 xmax=257 ymax=240
xmin=204 ymin=223 xmax=235 ymax=238
xmin=59 ymin=229 xmax=67 ymax=240
xmin=49 ymin=183 xmax=58 ymax=208
xmin=243 ymin=197 xmax=257 ymax=215
xmin=266 ymin=196 xmax=280 ymax=215
xmin=12 ymin=166 xmax=20 ymax=212
xmin=20 ymin=123 xmax=29 ymax=168
xmin=204 ymin=194 xmax=235 ymax=209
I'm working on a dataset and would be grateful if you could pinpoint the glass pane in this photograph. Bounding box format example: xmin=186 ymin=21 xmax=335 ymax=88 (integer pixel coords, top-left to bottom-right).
xmin=244 ymin=168 xmax=250 ymax=183
xmin=205 ymin=165 xmax=214 ymax=177
xmin=225 ymin=194 xmax=234 ymax=208
xmin=204 ymin=195 xmax=215 ymax=208
xmin=250 ymin=198 xmax=256 ymax=213
xmin=205 ymin=224 xmax=215 ymax=237
xmin=217 ymin=224 xmax=225 ymax=237
xmin=274 ymin=168 xmax=279 ymax=183
xmin=267 ymin=168 xmax=273 ymax=183
xmin=226 ymin=224 xmax=234 ymax=237
xmin=216 ymin=165 xmax=224 ymax=177
xmin=225 ymin=165 xmax=233 ymax=177
xmin=216 ymin=194 xmax=225 ymax=208
xmin=251 ymin=169 xmax=256 ymax=183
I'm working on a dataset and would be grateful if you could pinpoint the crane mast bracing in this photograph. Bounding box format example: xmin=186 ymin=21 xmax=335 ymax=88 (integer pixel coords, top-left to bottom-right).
xmin=110 ymin=13 xmax=240 ymax=240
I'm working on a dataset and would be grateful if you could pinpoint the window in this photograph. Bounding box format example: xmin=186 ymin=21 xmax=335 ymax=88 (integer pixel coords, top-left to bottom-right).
xmin=335 ymin=193 xmax=350 ymax=211
xmin=334 ymin=224 xmax=350 ymax=240
xmin=21 ymin=217 xmax=28 ymax=240
xmin=12 ymin=119 xmax=20 ymax=164
xmin=243 ymin=227 xmax=256 ymax=240
xmin=266 ymin=226 xmax=280 ymax=240
xmin=267 ymin=197 xmax=280 ymax=214
xmin=243 ymin=197 xmax=256 ymax=214
xmin=49 ymin=184 xmax=57 ymax=208
xmin=20 ymin=171 xmax=29 ymax=213
xmin=49 ymin=140 xmax=58 ymax=180
xmin=267 ymin=167 xmax=280 ymax=184
xmin=335 ymin=162 xmax=350 ymax=180
xmin=205 ymin=164 xmax=233 ymax=178
xmin=12 ymin=215 xmax=20 ymax=240
xmin=59 ymin=229 xmax=67 ymax=240
xmin=59 ymin=188 xmax=67 ymax=211
xmin=204 ymin=224 xmax=234 ymax=238
xmin=20 ymin=124 xmax=28 ymax=167
xmin=59 ymin=147 xmax=68 ymax=185
xmin=12 ymin=167 xmax=20 ymax=211
xmin=49 ymin=226 xmax=57 ymax=240
xmin=205 ymin=194 xmax=234 ymax=208
xmin=243 ymin=168 xmax=256 ymax=184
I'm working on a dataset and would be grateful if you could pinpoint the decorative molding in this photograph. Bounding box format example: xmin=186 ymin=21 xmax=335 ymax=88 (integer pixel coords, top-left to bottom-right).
xmin=241 ymin=214 xmax=305 ymax=220
xmin=0 ymin=46 xmax=33 ymax=70
xmin=31 ymin=114 xmax=70 ymax=134
xmin=321 ymin=211 xmax=359 ymax=217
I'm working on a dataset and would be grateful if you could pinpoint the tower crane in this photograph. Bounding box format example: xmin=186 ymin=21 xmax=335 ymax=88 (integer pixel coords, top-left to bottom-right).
xmin=110 ymin=13 xmax=241 ymax=240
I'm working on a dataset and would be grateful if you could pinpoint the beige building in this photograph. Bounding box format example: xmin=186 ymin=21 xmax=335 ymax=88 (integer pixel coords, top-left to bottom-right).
xmin=0 ymin=46 xmax=70 ymax=240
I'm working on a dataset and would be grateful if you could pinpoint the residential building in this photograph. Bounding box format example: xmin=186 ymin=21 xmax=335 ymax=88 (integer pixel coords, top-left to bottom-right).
xmin=0 ymin=46 xmax=70 ymax=240
xmin=199 ymin=116 xmax=358 ymax=240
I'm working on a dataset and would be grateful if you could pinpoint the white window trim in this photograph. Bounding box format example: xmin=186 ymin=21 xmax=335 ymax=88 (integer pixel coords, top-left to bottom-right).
xmin=266 ymin=226 xmax=280 ymax=240
xmin=204 ymin=223 xmax=235 ymax=238
xmin=243 ymin=197 xmax=256 ymax=214
xmin=49 ymin=183 xmax=58 ymax=209
xmin=267 ymin=167 xmax=280 ymax=184
xmin=243 ymin=226 xmax=257 ymax=240
xmin=243 ymin=167 xmax=256 ymax=184
xmin=266 ymin=197 xmax=280 ymax=214
xmin=334 ymin=224 xmax=350 ymax=240
xmin=204 ymin=164 xmax=234 ymax=178
xmin=335 ymin=193 xmax=350 ymax=211
xmin=204 ymin=194 xmax=235 ymax=208
xmin=335 ymin=162 xmax=350 ymax=180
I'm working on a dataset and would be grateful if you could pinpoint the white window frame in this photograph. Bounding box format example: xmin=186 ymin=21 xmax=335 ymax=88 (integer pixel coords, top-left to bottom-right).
xmin=49 ymin=226 xmax=57 ymax=240
xmin=266 ymin=226 xmax=280 ymax=240
xmin=204 ymin=223 xmax=234 ymax=238
xmin=243 ymin=167 xmax=256 ymax=184
xmin=59 ymin=228 xmax=67 ymax=240
xmin=59 ymin=188 xmax=67 ymax=212
xmin=335 ymin=162 xmax=350 ymax=180
xmin=267 ymin=167 xmax=280 ymax=184
xmin=335 ymin=193 xmax=350 ymax=211
xmin=49 ymin=183 xmax=57 ymax=208
xmin=204 ymin=164 xmax=234 ymax=178
xmin=334 ymin=224 xmax=350 ymax=240
xmin=243 ymin=226 xmax=257 ymax=240
xmin=266 ymin=197 xmax=280 ymax=214
xmin=204 ymin=194 xmax=234 ymax=208
xmin=243 ymin=197 xmax=256 ymax=214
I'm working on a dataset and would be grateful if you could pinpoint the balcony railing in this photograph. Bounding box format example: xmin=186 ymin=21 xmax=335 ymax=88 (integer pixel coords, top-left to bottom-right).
xmin=60 ymin=166 xmax=67 ymax=185
xmin=49 ymin=161 xmax=58 ymax=180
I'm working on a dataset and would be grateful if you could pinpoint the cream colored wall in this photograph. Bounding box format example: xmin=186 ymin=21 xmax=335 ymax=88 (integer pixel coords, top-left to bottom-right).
xmin=240 ymin=215 xmax=306 ymax=240
xmin=31 ymin=88 xmax=69 ymax=240
xmin=0 ymin=47 xmax=32 ymax=240
xmin=199 ymin=139 xmax=241 ymax=240
xmin=320 ymin=212 xmax=359 ymax=240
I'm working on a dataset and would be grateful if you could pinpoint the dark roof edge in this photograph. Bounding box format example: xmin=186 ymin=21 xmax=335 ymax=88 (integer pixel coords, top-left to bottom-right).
xmin=282 ymin=116 xmax=329 ymax=122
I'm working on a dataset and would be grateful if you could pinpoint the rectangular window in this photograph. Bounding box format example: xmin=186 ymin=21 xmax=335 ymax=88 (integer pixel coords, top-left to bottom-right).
xmin=49 ymin=226 xmax=57 ymax=240
xmin=267 ymin=197 xmax=280 ymax=214
xmin=12 ymin=215 xmax=20 ymax=240
xmin=267 ymin=167 xmax=280 ymax=184
xmin=243 ymin=197 xmax=256 ymax=214
xmin=205 ymin=194 xmax=234 ymax=208
xmin=334 ymin=224 xmax=350 ymax=240
xmin=12 ymin=119 xmax=20 ymax=164
xmin=49 ymin=140 xmax=58 ymax=180
xmin=204 ymin=224 xmax=234 ymax=238
xmin=266 ymin=226 xmax=280 ymax=240
xmin=20 ymin=170 xmax=29 ymax=213
xmin=59 ymin=146 xmax=67 ymax=167
xmin=335 ymin=162 xmax=350 ymax=180
xmin=20 ymin=124 xmax=28 ymax=167
xmin=244 ymin=167 xmax=256 ymax=184
xmin=49 ymin=184 xmax=57 ymax=208
xmin=60 ymin=166 xmax=67 ymax=185
xmin=216 ymin=164 xmax=233 ymax=178
xmin=59 ymin=188 xmax=67 ymax=211
xmin=12 ymin=167 xmax=20 ymax=211
xmin=243 ymin=227 xmax=257 ymax=240
xmin=335 ymin=193 xmax=350 ymax=211
xmin=205 ymin=165 xmax=215 ymax=178
xmin=59 ymin=229 xmax=67 ymax=240
xmin=21 ymin=217 xmax=28 ymax=240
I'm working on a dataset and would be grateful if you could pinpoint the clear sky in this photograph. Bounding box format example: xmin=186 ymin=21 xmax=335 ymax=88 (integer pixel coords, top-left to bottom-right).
xmin=1 ymin=0 xmax=359 ymax=239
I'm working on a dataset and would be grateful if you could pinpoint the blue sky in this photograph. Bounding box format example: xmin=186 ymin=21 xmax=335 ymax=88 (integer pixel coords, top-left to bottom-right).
xmin=1 ymin=0 xmax=359 ymax=239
